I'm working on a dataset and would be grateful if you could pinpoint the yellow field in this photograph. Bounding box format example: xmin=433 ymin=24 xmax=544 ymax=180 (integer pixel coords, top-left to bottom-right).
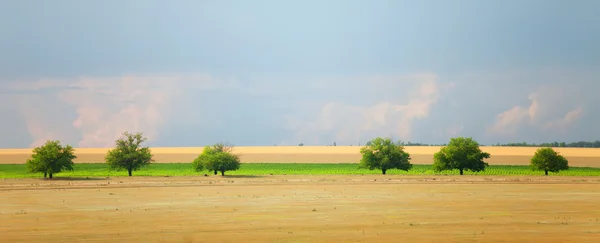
xmin=2 ymin=146 xmax=600 ymax=167
xmin=3 ymin=175 xmax=600 ymax=242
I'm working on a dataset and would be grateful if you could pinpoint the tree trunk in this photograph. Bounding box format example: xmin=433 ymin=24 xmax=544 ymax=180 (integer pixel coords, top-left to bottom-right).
xmin=220 ymin=170 xmax=225 ymax=176
xmin=49 ymin=173 xmax=53 ymax=179
xmin=459 ymin=169 xmax=463 ymax=175
xmin=44 ymin=172 xmax=47 ymax=178
xmin=214 ymin=170 xmax=217 ymax=175
xmin=128 ymin=169 xmax=132 ymax=177
xmin=545 ymin=170 xmax=548 ymax=176
xmin=382 ymin=169 xmax=387 ymax=175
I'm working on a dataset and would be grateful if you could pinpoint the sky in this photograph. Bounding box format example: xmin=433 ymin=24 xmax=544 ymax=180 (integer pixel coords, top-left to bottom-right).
xmin=1 ymin=0 xmax=599 ymax=148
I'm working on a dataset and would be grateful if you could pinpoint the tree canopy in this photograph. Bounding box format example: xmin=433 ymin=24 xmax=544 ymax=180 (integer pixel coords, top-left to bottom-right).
xmin=359 ymin=137 xmax=412 ymax=175
xmin=192 ymin=143 xmax=241 ymax=176
xmin=530 ymin=147 xmax=569 ymax=175
xmin=105 ymin=132 xmax=154 ymax=176
xmin=26 ymin=140 xmax=76 ymax=179
xmin=432 ymin=137 xmax=490 ymax=175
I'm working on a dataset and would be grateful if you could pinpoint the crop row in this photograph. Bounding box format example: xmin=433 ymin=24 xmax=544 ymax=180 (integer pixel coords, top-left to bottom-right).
xmin=2 ymin=163 xmax=600 ymax=179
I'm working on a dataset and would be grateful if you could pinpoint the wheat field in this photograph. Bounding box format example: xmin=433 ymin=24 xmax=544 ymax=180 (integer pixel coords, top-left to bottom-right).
xmin=2 ymin=146 xmax=600 ymax=167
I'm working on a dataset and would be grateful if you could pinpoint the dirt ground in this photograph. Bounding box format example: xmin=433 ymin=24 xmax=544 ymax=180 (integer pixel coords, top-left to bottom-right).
xmin=2 ymin=175 xmax=600 ymax=243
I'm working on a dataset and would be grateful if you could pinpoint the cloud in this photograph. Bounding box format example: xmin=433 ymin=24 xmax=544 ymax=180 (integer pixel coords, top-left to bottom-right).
xmin=487 ymin=100 xmax=535 ymax=136
xmin=3 ymin=67 xmax=599 ymax=148
xmin=283 ymin=73 xmax=453 ymax=145
xmin=5 ymin=73 xmax=226 ymax=147
xmin=487 ymin=84 xmax=584 ymax=138
xmin=543 ymin=107 xmax=584 ymax=133
xmin=58 ymin=78 xmax=172 ymax=148
xmin=12 ymin=95 xmax=78 ymax=147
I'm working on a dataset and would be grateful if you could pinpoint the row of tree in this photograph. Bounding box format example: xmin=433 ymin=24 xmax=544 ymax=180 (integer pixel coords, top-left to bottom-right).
xmin=300 ymin=140 xmax=600 ymax=148
xmin=359 ymin=137 xmax=569 ymax=176
xmin=493 ymin=141 xmax=600 ymax=148
xmin=26 ymin=132 xmax=242 ymax=178
xmin=25 ymin=132 xmax=570 ymax=179
xmin=366 ymin=141 xmax=435 ymax=146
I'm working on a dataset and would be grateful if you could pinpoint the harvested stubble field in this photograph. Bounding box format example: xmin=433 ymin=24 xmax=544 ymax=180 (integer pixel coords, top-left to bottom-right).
xmin=2 ymin=146 xmax=600 ymax=242
xmin=2 ymin=146 xmax=600 ymax=167
xmin=2 ymin=175 xmax=600 ymax=242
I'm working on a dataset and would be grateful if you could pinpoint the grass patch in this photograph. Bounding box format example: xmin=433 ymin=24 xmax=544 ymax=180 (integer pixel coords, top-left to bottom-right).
xmin=2 ymin=163 xmax=600 ymax=179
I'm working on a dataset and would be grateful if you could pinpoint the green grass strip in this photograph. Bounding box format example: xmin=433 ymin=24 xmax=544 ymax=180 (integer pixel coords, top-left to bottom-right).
xmin=2 ymin=163 xmax=600 ymax=179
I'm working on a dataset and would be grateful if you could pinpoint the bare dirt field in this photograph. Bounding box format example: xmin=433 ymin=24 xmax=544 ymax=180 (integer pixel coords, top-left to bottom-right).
xmin=2 ymin=175 xmax=600 ymax=243
xmin=2 ymin=146 xmax=600 ymax=167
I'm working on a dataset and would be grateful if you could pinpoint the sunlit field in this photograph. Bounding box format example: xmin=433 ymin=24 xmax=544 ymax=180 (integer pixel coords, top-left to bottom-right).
xmin=2 ymin=146 xmax=600 ymax=167
xmin=4 ymin=146 xmax=600 ymax=242
xmin=3 ymin=174 xmax=600 ymax=243
xmin=3 ymin=163 xmax=600 ymax=179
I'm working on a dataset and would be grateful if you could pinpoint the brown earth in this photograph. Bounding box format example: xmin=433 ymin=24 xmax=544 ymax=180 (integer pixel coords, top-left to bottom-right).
xmin=2 ymin=146 xmax=600 ymax=167
xmin=2 ymin=175 xmax=600 ymax=243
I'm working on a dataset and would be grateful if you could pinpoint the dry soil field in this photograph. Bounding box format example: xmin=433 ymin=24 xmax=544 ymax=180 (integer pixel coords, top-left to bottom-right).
xmin=2 ymin=175 xmax=600 ymax=242
xmin=3 ymin=146 xmax=600 ymax=242
xmin=2 ymin=146 xmax=600 ymax=167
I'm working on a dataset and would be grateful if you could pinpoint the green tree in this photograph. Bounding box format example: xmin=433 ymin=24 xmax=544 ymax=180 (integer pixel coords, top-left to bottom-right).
xmin=359 ymin=137 xmax=412 ymax=175
xmin=105 ymin=132 xmax=154 ymax=176
xmin=192 ymin=143 xmax=241 ymax=176
xmin=433 ymin=137 xmax=490 ymax=175
xmin=26 ymin=140 xmax=76 ymax=179
xmin=530 ymin=147 xmax=569 ymax=175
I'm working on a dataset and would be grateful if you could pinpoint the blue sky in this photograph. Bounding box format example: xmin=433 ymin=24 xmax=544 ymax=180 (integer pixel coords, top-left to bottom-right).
xmin=1 ymin=0 xmax=599 ymax=148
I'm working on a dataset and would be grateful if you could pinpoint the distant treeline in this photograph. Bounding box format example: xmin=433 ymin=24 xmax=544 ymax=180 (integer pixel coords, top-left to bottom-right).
xmin=364 ymin=141 xmax=447 ymax=146
xmin=304 ymin=140 xmax=600 ymax=148
xmin=491 ymin=141 xmax=600 ymax=148
xmin=359 ymin=141 xmax=600 ymax=148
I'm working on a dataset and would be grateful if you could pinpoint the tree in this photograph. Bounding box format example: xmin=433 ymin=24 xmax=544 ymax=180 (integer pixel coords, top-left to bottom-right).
xmin=105 ymin=132 xmax=154 ymax=176
xmin=530 ymin=147 xmax=569 ymax=175
xmin=432 ymin=137 xmax=490 ymax=175
xmin=359 ymin=137 xmax=412 ymax=175
xmin=192 ymin=143 xmax=241 ymax=176
xmin=26 ymin=140 xmax=77 ymax=179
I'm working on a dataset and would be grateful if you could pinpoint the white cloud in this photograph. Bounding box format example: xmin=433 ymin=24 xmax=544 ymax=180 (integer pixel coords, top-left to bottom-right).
xmin=3 ymin=67 xmax=599 ymax=148
xmin=283 ymin=73 xmax=452 ymax=145
xmin=543 ymin=107 xmax=584 ymax=133
xmin=487 ymin=84 xmax=584 ymax=137
xmin=12 ymin=95 xmax=77 ymax=147
xmin=487 ymin=105 xmax=532 ymax=136
xmin=6 ymin=73 xmax=228 ymax=147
